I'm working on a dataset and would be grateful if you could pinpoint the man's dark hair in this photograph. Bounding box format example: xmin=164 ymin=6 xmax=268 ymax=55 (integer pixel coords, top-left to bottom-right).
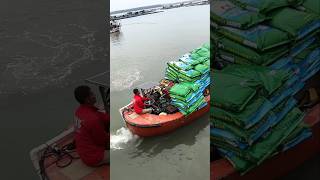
xmin=74 ymin=85 xmax=91 ymax=104
xmin=133 ymin=88 xmax=139 ymax=95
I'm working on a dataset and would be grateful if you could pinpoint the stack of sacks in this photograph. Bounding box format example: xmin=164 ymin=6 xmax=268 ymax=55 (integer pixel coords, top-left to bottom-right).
xmin=179 ymin=44 xmax=210 ymax=92
xmin=164 ymin=44 xmax=210 ymax=88
xmin=164 ymin=43 xmax=210 ymax=115
xmin=211 ymin=0 xmax=319 ymax=153
xmin=210 ymin=64 xmax=312 ymax=174
xmin=169 ymin=82 xmax=207 ymax=115
xmin=211 ymin=0 xmax=320 ymax=79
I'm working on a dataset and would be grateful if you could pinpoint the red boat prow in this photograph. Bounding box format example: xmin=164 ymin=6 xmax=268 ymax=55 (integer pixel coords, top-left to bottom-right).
xmin=121 ymin=96 xmax=210 ymax=137
xmin=211 ymin=104 xmax=320 ymax=180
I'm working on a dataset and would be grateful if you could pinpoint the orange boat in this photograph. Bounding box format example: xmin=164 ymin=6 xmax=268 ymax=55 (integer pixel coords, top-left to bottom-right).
xmin=119 ymin=82 xmax=210 ymax=137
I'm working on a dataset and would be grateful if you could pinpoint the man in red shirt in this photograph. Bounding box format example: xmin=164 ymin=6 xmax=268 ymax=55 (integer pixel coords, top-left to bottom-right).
xmin=133 ymin=88 xmax=152 ymax=114
xmin=74 ymin=85 xmax=109 ymax=167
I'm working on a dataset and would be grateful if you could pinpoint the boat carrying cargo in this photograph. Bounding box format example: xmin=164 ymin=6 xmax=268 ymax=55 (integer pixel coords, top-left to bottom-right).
xmin=119 ymin=44 xmax=210 ymax=137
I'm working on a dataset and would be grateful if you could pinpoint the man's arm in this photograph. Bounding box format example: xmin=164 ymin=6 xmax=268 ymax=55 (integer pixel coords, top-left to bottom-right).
xmin=142 ymin=97 xmax=149 ymax=101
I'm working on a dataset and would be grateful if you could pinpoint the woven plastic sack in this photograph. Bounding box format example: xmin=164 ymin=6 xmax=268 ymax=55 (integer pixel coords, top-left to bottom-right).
xmin=303 ymin=0 xmax=320 ymax=15
xmin=221 ymin=64 xmax=290 ymax=96
xmin=218 ymin=49 xmax=254 ymax=65
xmin=213 ymin=32 xmax=289 ymax=65
xmin=270 ymin=8 xmax=320 ymax=40
xmin=179 ymin=55 xmax=201 ymax=66
xmin=230 ymin=0 xmax=303 ymax=14
xmin=169 ymin=84 xmax=191 ymax=97
xmin=192 ymin=47 xmax=210 ymax=58
xmin=220 ymin=108 xmax=304 ymax=174
xmin=167 ymin=61 xmax=192 ymax=71
xmin=170 ymin=88 xmax=203 ymax=103
xmin=180 ymin=81 xmax=200 ymax=92
xmin=213 ymin=98 xmax=296 ymax=144
xmin=213 ymin=96 xmax=272 ymax=128
xmin=211 ymin=0 xmax=268 ymax=29
xmin=217 ymin=25 xmax=291 ymax=52
xmin=195 ymin=64 xmax=209 ymax=74
xmin=212 ymin=71 xmax=258 ymax=112
xmin=281 ymin=123 xmax=312 ymax=151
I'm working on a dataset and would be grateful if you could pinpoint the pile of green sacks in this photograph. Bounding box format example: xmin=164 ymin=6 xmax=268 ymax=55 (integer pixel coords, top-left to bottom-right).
xmin=210 ymin=65 xmax=313 ymax=174
xmin=165 ymin=44 xmax=210 ymax=115
xmin=211 ymin=0 xmax=320 ymax=71
xmin=210 ymin=0 xmax=319 ymax=174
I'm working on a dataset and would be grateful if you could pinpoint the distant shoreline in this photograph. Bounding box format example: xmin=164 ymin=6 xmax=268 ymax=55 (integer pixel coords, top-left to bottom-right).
xmin=110 ymin=0 xmax=208 ymax=15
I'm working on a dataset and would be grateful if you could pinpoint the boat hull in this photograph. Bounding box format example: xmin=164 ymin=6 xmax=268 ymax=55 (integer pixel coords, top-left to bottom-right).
xmin=124 ymin=100 xmax=210 ymax=137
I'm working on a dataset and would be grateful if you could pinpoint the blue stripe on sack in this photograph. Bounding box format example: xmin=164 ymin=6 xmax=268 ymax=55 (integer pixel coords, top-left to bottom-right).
xmin=297 ymin=20 xmax=320 ymax=40
xmin=282 ymin=129 xmax=312 ymax=151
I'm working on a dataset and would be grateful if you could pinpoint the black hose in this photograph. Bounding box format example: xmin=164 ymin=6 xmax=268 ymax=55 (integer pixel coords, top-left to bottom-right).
xmin=38 ymin=142 xmax=79 ymax=180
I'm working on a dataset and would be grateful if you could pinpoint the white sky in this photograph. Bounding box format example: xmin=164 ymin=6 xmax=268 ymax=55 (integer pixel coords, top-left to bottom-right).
xmin=110 ymin=0 xmax=188 ymax=11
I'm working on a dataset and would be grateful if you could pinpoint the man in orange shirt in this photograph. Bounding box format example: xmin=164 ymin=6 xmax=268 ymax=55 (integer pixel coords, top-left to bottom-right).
xmin=133 ymin=88 xmax=152 ymax=114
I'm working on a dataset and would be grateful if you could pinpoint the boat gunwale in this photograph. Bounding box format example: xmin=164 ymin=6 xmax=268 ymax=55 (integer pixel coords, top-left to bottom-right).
xmin=121 ymin=95 xmax=210 ymax=128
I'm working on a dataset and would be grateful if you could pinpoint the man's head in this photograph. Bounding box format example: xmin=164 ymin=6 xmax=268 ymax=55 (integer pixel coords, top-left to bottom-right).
xmin=74 ymin=85 xmax=97 ymax=105
xmin=133 ymin=88 xmax=139 ymax=95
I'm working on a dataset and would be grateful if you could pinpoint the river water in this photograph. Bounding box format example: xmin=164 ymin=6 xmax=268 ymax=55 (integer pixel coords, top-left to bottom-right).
xmin=110 ymin=5 xmax=210 ymax=180
xmin=0 ymin=0 xmax=107 ymax=179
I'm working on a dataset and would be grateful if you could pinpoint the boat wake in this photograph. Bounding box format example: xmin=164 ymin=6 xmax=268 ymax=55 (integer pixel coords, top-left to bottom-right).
xmin=110 ymin=127 xmax=142 ymax=150
xmin=111 ymin=68 xmax=142 ymax=92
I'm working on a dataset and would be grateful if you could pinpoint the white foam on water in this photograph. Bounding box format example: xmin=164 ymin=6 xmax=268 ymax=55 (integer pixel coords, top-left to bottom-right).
xmin=111 ymin=68 xmax=142 ymax=92
xmin=110 ymin=127 xmax=141 ymax=150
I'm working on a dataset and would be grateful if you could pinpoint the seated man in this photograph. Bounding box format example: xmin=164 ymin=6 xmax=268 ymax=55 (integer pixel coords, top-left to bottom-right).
xmin=73 ymin=85 xmax=110 ymax=167
xmin=133 ymin=88 xmax=152 ymax=114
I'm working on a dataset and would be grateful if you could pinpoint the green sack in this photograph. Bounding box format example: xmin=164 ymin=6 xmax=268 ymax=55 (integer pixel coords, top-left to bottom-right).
xmin=281 ymin=122 xmax=309 ymax=145
xmin=195 ymin=64 xmax=209 ymax=74
xmin=230 ymin=0 xmax=303 ymax=14
xmin=169 ymin=84 xmax=191 ymax=97
xmin=293 ymin=43 xmax=320 ymax=64
xmin=221 ymin=64 xmax=290 ymax=96
xmin=170 ymin=89 xmax=201 ymax=102
xmin=269 ymin=8 xmax=320 ymax=39
xmin=213 ymin=97 xmax=293 ymax=143
xmin=212 ymin=71 xmax=257 ymax=112
xmin=303 ymin=0 xmax=320 ymax=15
xmin=179 ymin=69 xmax=202 ymax=78
xmin=223 ymin=108 xmax=304 ymax=174
xmin=172 ymin=96 xmax=203 ymax=110
xmin=216 ymin=25 xmax=291 ymax=52
xmin=167 ymin=61 xmax=193 ymax=71
xmin=178 ymin=73 xmax=200 ymax=82
xmin=248 ymin=108 xmax=303 ymax=163
xmin=218 ymin=49 xmax=254 ymax=65
xmin=203 ymin=43 xmax=210 ymax=50
xmin=211 ymin=136 xmax=256 ymax=162
xmin=212 ymin=32 xmax=289 ymax=65
xmin=213 ymin=96 xmax=270 ymax=128
xmin=180 ymin=81 xmax=200 ymax=92
xmin=204 ymin=60 xmax=210 ymax=67
xmin=211 ymin=0 xmax=269 ymax=29
xmin=192 ymin=47 xmax=210 ymax=58
xmin=173 ymin=96 xmax=205 ymax=115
